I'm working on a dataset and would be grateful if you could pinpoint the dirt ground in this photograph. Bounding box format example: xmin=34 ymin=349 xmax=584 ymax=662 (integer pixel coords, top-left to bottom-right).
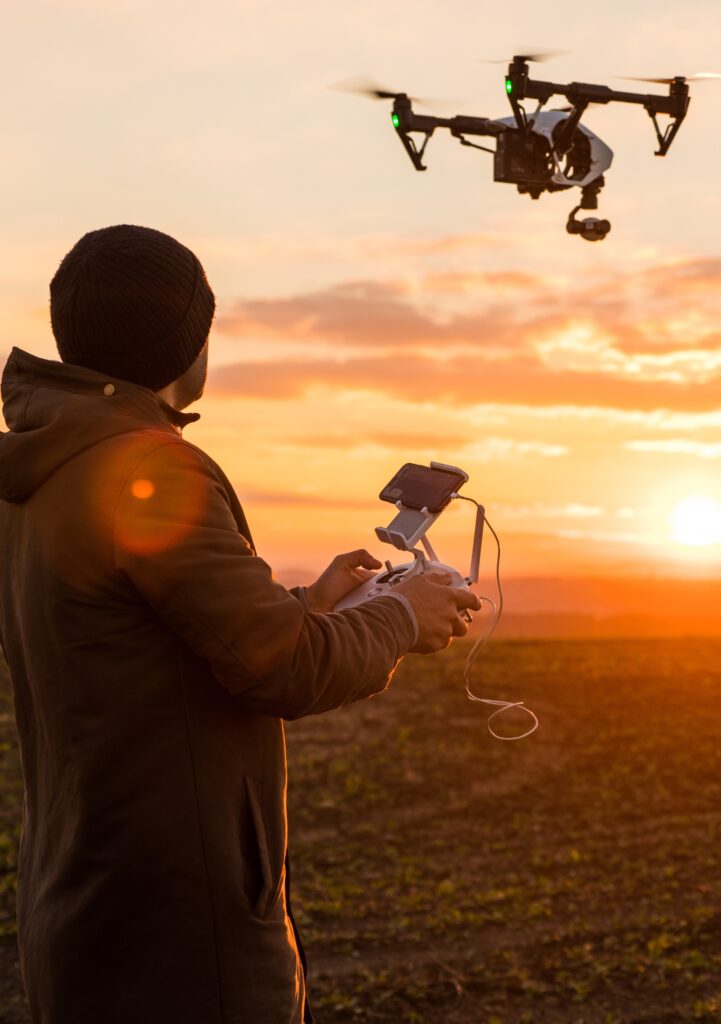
xmin=2 ymin=638 xmax=721 ymax=1023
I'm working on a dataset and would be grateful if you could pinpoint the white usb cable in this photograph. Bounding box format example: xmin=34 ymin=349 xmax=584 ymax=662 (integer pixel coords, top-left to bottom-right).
xmin=452 ymin=496 xmax=539 ymax=741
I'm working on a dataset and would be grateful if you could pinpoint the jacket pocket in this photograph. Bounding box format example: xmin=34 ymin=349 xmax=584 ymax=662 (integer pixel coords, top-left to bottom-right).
xmin=242 ymin=775 xmax=275 ymax=918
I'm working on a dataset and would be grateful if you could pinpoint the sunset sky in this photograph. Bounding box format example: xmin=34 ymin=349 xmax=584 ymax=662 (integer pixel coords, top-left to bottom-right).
xmin=2 ymin=0 xmax=721 ymax=593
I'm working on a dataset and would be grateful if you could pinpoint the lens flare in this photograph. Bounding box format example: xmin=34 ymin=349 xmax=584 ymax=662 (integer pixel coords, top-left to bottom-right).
xmin=130 ymin=478 xmax=155 ymax=500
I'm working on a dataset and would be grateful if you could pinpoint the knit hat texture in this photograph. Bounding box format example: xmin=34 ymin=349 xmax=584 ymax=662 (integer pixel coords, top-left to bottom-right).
xmin=49 ymin=224 xmax=215 ymax=391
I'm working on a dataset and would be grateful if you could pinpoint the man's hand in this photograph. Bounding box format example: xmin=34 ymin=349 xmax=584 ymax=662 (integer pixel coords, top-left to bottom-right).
xmin=393 ymin=571 xmax=482 ymax=654
xmin=305 ymin=549 xmax=383 ymax=613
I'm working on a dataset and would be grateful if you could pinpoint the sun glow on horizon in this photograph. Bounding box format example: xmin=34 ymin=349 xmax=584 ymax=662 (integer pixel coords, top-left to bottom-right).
xmin=669 ymin=495 xmax=721 ymax=548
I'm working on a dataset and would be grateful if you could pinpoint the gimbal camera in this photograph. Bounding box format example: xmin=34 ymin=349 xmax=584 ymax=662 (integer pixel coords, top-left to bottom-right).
xmin=566 ymin=177 xmax=611 ymax=241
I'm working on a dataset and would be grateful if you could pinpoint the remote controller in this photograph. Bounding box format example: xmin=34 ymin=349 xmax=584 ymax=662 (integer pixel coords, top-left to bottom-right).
xmin=330 ymin=463 xmax=538 ymax=741
xmin=332 ymin=462 xmax=485 ymax=621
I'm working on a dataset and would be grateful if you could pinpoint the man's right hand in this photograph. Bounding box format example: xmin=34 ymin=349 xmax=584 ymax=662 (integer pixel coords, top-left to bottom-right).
xmin=393 ymin=571 xmax=482 ymax=654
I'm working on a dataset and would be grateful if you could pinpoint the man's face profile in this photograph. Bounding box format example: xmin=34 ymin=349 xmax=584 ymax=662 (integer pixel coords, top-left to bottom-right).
xmin=161 ymin=337 xmax=209 ymax=410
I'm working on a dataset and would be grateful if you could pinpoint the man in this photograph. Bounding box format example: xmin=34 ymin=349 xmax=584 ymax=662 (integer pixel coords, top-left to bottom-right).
xmin=0 ymin=224 xmax=479 ymax=1024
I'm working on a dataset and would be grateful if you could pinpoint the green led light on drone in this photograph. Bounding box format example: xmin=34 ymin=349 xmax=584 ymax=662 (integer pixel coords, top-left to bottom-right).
xmin=391 ymin=113 xmax=400 ymax=127
xmin=505 ymin=78 xmax=513 ymax=94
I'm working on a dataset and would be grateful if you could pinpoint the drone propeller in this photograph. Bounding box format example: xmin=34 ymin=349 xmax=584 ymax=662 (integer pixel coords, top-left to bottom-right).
xmin=332 ymin=77 xmax=408 ymax=100
xmin=481 ymin=50 xmax=567 ymax=65
xmin=331 ymin=76 xmax=463 ymax=111
xmin=621 ymin=72 xmax=721 ymax=84
xmin=330 ymin=76 xmax=442 ymax=106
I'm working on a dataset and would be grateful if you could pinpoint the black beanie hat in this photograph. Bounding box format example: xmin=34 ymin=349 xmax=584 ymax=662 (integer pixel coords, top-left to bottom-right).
xmin=49 ymin=224 xmax=215 ymax=391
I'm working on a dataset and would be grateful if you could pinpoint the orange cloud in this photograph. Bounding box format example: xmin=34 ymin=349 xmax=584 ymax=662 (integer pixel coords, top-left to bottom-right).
xmin=422 ymin=269 xmax=547 ymax=294
xmin=216 ymin=279 xmax=532 ymax=351
xmin=355 ymin=233 xmax=507 ymax=257
xmin=209 ymin=256 xmax=721 ymax=413
xmin=286 ymin=430 xmax=471 ymax=450
xmin=640 ymin=258 xmax=721 ymax=296
xmin=625 ymin=439 xmax=721 ymax=458
xmin=237 ymin=488 xmax=365 ymax=509
xmin=209 ymin=352 xmax=721 ymax=412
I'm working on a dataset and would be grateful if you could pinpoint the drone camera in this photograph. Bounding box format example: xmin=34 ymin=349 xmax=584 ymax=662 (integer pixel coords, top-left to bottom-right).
xmin=494 ymin=131 xmax=552 ymax=191
xmin=566 ymin=215 xmax=611 ymax=241
xmin=568 ymin=217 xmax=610 ymax=240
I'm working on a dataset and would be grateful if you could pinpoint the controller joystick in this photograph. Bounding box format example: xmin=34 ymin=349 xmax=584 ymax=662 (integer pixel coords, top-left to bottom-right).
xmin=334 ymin=554 xmax=471 ymax=611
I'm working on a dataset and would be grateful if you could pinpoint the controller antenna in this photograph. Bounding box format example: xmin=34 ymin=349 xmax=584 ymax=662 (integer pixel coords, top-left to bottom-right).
xmin=450 ymin=492 xmax=485 ymax=583
xmin=468 ymin=503 xmax=486 ymax=583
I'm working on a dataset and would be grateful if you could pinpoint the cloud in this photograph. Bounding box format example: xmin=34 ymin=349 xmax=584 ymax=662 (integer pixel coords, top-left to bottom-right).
xmin=641 ymin=257 xmax=721 ymax=296
xmin=209 ymin=255 xmax=721 ymax=413
xmin=235 ymin=488 xmax=365 ymax=510
xmin=625 ymin=439 xmax=721 ymax=459
xmin=272 ymin=429 xmax=471 ymax=450
xmin=490 ymin=405 xmax=721 ymax=431
xmin=460 ymin=438 xmax=568 ymax=459
xmin=263 ymin=434 xmax=568 ymax=460
xmin=422 ymin=269 xmax=546 ymax=294
xmin=209 ymin=352 xmax=721 ymax=412
xmin=495 ymin=502 xmax=604 ymax=519
xmin=216 ymin=279 xmax=533 ymax=352
xmin=354 ymin=233 xmax=508 ymax=258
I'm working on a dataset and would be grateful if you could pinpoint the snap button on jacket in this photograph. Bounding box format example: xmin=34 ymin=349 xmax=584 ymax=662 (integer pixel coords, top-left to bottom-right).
xmin=0 ymin=347 xmax=415 ymax=1024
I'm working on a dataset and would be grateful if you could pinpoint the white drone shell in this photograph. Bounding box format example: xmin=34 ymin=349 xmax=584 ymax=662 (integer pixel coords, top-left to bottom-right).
xmin=496 ymin=109 xmax=613 ymax=188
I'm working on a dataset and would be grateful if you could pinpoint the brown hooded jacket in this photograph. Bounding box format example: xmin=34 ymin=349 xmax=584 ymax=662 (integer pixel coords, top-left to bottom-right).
xmin=0 ymin=347 xmax=416 ymax=1024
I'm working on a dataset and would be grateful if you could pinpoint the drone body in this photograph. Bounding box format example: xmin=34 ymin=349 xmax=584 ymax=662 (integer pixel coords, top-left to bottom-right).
xmin=342 ymin=56 xmax=708 ymax=240
xmin=495 ymin=110 xmax=613 ymax=190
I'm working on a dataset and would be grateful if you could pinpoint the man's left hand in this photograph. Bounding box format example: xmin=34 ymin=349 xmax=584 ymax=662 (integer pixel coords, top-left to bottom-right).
xmin=304 ymin=549 xmax=383 ymax=613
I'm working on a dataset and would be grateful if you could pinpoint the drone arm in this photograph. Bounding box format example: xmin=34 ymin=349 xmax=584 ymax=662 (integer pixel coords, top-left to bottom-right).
xmin=448 ymin=115 xmax=507 ymax=137
xmin=520 ymin=77 xmax=691 ymax=155
xmin=398 ymin=109 xmax=505 ymax=138
xmin=449 ymin=116 xmax=508 ymax=155
xmin=594 ymin=83 xmax=690 ymax=155
xmin=393 ymin=105 xmax=506 ymax=170
xmin=523 ymin=78 xmax=686 ymax=112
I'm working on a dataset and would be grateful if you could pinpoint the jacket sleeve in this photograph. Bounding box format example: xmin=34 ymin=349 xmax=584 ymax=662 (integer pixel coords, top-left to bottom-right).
xmin=112 ymin=439 xmax=416 ymax=719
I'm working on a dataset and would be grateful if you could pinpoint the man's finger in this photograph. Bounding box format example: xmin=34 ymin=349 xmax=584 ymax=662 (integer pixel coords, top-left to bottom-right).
xmin=451 ymin=616 xmax=469 ymax=638
xmin=450 ymin=587 xmax=482 ymax=611
xmin=341 ymin=548 xmax=383 ymax=570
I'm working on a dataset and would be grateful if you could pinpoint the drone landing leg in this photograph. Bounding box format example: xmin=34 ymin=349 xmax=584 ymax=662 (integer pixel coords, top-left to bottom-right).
xmin=647 ymin=108 xmax=685 ymax=156
xmin=396 ymin=128 xmax=434 ymax=170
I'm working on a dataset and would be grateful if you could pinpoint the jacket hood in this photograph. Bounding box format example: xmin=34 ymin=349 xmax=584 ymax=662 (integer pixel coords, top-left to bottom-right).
xmin=0 ymin=347 xmax=201 ymax=503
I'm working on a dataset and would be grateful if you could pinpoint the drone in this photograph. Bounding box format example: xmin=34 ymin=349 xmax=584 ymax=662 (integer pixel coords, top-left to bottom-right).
xmin=340 ymin=55 xmax=718 ymax=241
